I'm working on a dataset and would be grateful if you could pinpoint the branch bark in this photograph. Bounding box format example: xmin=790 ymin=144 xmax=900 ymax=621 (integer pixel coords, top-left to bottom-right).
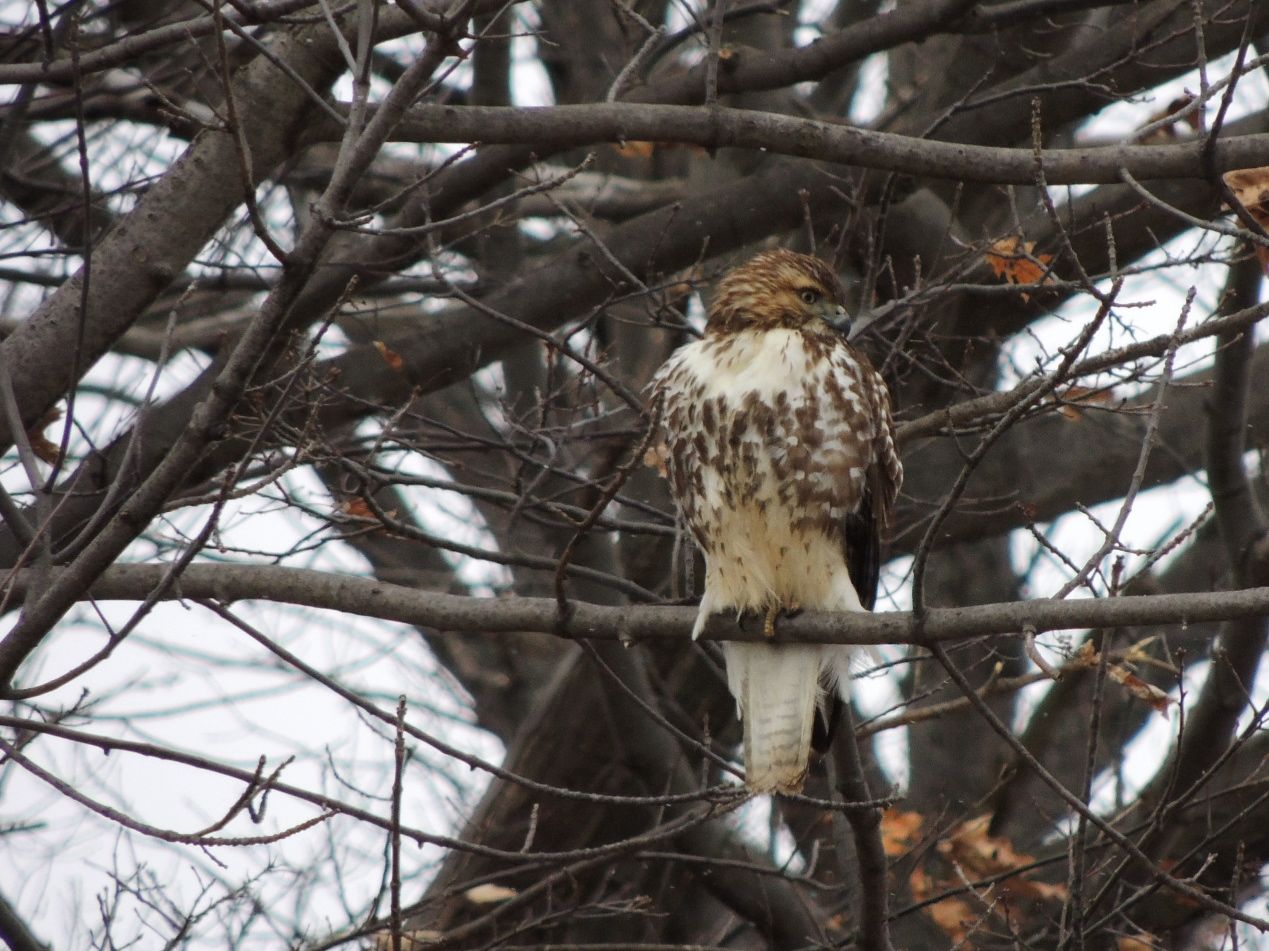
xmin=318 ymin=101 xmax=1269 ymax=184
xmin=2 ymin=561 xmax=1268 ymax=664
xmin=0 ymin=18 xmax=348 ymax=450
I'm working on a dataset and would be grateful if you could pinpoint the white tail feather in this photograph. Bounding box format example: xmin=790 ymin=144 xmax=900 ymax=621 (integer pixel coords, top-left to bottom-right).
xmin=723 ymin=641 xmax=824 ymax=793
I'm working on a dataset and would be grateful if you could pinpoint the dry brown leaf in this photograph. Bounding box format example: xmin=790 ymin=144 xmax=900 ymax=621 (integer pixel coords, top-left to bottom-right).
xmin=1221 ymin=166 xmax=1269 ymax=272
xmin=985 ymin=235 xmax=1055 ymax=300
xmin=644 ymin=442 xmax=669 ymax=477
xmin=1108 ymin=665 xmax=1173 ymax=714
xmin=1118 ymin=933 xmax=1160 ymax=951
xmin=613 ymin=140 xmax=657 ymax=158
xmin=28 ymin=428 xmax=61 ymax=466
xmin=1222 ymin=166 xmax=1269 ymax=222
xmin=908 ymin=867 xmax=932 ymax=902
xmin=825 ymin=911 xmax=849 ymax=933
xmin=909 ymin=869 xmax=978 ymax=943
xmin=374 ymin=339 xmax=405 ymax=372
xmin=339 ymin=498 xmax=375 ymax=520
xmin=910 ymin=815 xmax=1067 ymax=945
xmin=880 ymin=807 xmax=924 ymax=857
xmin=1054 ymin=385 xmax=1115 ymax=421
xmin=27 ymin=406 xmax=63 ymax=466
xmin=464 ymin=883 xmax=517 ymax=904
xmin=938 ymin=815 xmax=1069 ymax=902
xmin=938 ymin=814 xmax=1021 ymax=868
xmin=613 ymin=140 xmax=707 ymax=159
xmin=1019 ymin=879 xmax=1070 ymax=902
xmin=927 ymin=894 xmax=977 ymax=944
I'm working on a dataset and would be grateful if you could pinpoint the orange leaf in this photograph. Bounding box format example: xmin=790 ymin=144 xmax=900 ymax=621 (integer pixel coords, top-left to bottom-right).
xmin=338 ymin=498 xmax=375 ymax=519
xmin=1222 ymin=166 xmax=1269 ymax=273
xmin=1222 ymin=166 xmax=1269 ymax=224
xmin=373 ymin=340 xmax=405 ymax=372
xmin=938 ymin=815 xmax=1068 ymax=902
xmin=908 ymin=868 xmax=978 ymax=942
xmin=29 ymin=432 xmax=60 ymax=466
xmin=926 ymin=895 xmax=977 ymax=943
xmin=1055 ymin=384 xmax=1115 ymax=421
xmin=27 ymin=406 xmax=63 ymax=466
xmin=1108 ymin=665 xmax=1173 ymax=714
xmin=986 ymin=235 xmax=1055 ymax=299
xmin=880 ymin=807 xmax=924 ymax=857
xmin=613 ymin=140 xmax=657 ymax=158
xmin=911 ymin=815 xmax=1068 ymax=945
xmin=825 ymin=912 xmax=849 ymax=933
xmin=907 ymin=866 xmax=934 ymax=901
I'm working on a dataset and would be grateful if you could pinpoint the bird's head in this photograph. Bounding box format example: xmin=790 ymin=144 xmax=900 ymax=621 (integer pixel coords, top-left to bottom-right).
xmin=706 ymin=249 xmax=850 ymax=335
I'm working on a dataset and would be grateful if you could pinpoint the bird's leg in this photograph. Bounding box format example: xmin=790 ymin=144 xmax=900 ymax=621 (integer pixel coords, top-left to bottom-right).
xmin=762 ymin=601 xmax=779 ymax=638
xmin=759 ymin=600 xmax=803 ymax=637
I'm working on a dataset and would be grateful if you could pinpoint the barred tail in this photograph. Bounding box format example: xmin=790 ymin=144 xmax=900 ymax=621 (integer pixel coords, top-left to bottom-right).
xmin=723 ymin=641 xmax=824 ymax=794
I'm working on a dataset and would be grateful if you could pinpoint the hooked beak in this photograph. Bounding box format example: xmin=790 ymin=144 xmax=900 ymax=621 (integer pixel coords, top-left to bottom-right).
xmin=825 ymin=302 xmax=852 ymax=337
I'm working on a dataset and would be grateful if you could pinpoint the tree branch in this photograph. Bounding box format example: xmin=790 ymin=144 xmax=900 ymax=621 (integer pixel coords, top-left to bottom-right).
xmin=831 ymin=703 xmax=894 ymax=951
xmin=1 ymin=561 xmax=1268 ymax=661
xmin=1134 ymin=249 xmax=1269 ymax=827
xmin=314 ymin=101 xmax=1269 ymax=185
xmin=0 ymin=889 xmax=49 ymax=951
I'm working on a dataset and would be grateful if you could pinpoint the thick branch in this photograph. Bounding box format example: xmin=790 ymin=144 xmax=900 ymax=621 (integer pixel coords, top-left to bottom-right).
xmin=831 ymin=704 xmax=894 ymax=951
xmin=328 ymin=101 xmax=1269 ymax=185
xmin=2 ymin=561 xmax=1268 ymax=657
xmin=1205 ymin=253 xmax=1267 ymax=572
xmin=1136 ymin=251 xmax=1269 ymax=817
xmin=0 ymin=20 xmax=347 ymax=450
xmin=0 ymin=11 xmax=478 ymax=686
xmin=0 ymin=890 xmax=49 ymax=951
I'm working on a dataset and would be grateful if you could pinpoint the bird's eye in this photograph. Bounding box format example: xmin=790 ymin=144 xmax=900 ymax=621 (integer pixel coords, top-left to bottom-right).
xmin=799 ymin=288 xmax=819 ymax=305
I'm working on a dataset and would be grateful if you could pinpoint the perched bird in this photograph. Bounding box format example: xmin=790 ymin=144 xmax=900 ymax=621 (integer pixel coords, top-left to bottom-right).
xmin=650 ymin=249 xmax=902 ymax=794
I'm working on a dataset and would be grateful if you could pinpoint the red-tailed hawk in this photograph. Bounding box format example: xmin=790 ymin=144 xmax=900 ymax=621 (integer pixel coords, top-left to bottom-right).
xmin=651 ymin=249 xmax=902 ymax=794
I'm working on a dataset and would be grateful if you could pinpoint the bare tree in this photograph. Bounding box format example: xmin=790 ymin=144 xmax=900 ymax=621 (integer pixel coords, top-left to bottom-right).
xmin=1 ymin=0 xmax=1269 ymax=948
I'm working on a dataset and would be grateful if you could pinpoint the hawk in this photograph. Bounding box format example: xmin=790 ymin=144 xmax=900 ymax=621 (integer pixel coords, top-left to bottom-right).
xmin=650 ymin=249 xmax=902 ymax=794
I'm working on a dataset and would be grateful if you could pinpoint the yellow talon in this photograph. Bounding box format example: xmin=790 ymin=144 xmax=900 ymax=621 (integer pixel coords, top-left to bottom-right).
xmin=763 ymin=602 xmax=779 ymax=638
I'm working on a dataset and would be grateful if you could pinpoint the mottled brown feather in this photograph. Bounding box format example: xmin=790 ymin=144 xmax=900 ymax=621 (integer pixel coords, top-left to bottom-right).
xmin=649 ymin=249 xmax=903 ymax=792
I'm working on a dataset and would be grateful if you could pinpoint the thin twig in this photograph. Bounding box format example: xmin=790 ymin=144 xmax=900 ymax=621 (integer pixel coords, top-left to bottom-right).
xmin=1051 ymin=290 xmax=1192 ymax=599
xmin=704 ymin=0 xmax=726 ymax=106
xmin=390 ymin=695 xmax=406 ymax=951
xmin=910 ymin=284 xmax=1120 ymax=613
xmin=927 ymin=642 xmax=1269 ymax=932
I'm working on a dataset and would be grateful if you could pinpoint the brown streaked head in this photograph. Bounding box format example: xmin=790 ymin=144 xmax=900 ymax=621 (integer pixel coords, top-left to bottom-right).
xmin=706 ymin=249 xmax=848 ymax=335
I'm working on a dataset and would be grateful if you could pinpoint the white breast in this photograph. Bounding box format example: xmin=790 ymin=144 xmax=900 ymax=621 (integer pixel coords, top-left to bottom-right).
xmin=655 ymin=328 xmax=872 ymax=633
